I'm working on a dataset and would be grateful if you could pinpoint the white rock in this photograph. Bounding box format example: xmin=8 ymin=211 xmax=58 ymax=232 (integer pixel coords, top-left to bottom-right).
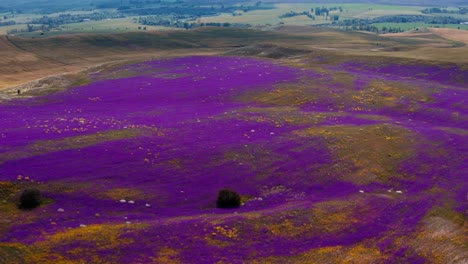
xmin=145 ymin=203 xmax=151 ymax=207
xmin=57 ymin=208 xmax=65 ymax=212
xmin=128 ymin=200 xmax=135 ymax=204
xmin=120 ymin=199 xmax=127 ymax=203
xmin=79 ymin=224 xmax=87 ymax=228
xmin=359 ymin=190 xmax=365 ymax=193
xmin=125 ymin=221 xmax=131 ymax=224
xmin=387 ymin=189 xmax=392 ymax=192
xmin=258 ymin=197 xmax=263 ymax=201
xmin=396 ymin=190 xmax=403 ymax=194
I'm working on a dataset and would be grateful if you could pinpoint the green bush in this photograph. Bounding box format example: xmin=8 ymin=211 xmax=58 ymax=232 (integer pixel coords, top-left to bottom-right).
xmin=217 ymin=189 xmax=241 ymax=209
xmin=18 ymin=188 xmax=42 ymax=210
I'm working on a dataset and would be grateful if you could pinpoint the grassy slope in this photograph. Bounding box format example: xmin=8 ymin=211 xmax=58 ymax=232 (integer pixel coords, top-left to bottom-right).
xmin=0 ymin=26 xmax=467 ymax=93
xmin=0 ymin=28 xmax=275 ymax=90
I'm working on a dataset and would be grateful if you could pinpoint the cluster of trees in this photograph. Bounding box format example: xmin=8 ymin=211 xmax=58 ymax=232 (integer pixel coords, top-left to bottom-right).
xmin=0 ymin=20 xmax=16 ymax=26
xmin=139 ymin=16 xmax=249 ymax=29
xmin=120 ymin=3 xmax=271 ymax=17
xmin=279 ymin=11 xmax=309 ymax=18
xmin=336 ymin=18 xmax=406 ymax=33
xmin=7 ymin=24 xmax=49 ymax=34
xmin=29 ymin=13 xmax=125 ymax=28
xmin=97 ymin=0 xmax=164 ymax=9
xmin=6 ymin=28 xmax=27 ymax=34
xmin=279 ymin=7 xmax=341 ymax=21
xmin=120 ymin=6 xmax=224 ymax=16
xmin=329 ymin=15 xmax=340 ymax=21
xmin=312 ymin=6 xmax=343 ymax=16
xmin=372 ymin=15 xmax=463 ymax=24
xmin=236 ymin=1 xmax=273 ymax=13
xmin=335 ymin=15 xmax=464 ymax=34
xmin=421 ymin=7 xmax=468 ymax=14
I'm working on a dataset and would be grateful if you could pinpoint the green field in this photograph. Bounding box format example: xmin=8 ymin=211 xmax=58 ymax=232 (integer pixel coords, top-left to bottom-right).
xmin=198 ymin=3 xmax=428 ymax=26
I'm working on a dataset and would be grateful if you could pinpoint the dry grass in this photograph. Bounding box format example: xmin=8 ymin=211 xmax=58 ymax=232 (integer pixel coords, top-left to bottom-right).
xmin=0 ymin=30 xmax=227 ymax=91
xmin=429 ymin=28 xmax=468 ymax=45
xmin=412 ymin=216 xmax=468 ymax=264
xmin=0 ymin=26 xmax=467 ymax=93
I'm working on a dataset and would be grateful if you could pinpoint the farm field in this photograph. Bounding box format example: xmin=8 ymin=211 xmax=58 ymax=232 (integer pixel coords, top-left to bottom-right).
xmin=197 ymin=3 xmax=427 ymax=26
xmin=0 ymin=24 xmax=467 ymax=262
xmin=21 ymin=18 xmax=179 ymax=38
xmin=2 ymin=2 xmax=468 ymax=36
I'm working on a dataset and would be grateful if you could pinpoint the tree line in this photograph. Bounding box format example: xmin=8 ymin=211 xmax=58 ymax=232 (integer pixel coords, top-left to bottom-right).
xmin=139 ymin=16 xmax=250 ymax=29
xmin=28 ymin=13 xmax=125 ymax=28
xmin=278 ymin=6 xmax=342 ymax=21
xmin=335 ymin=15 xmax=465 ymax=34
xmin=421 ymin=7 xmax=468 ymax=14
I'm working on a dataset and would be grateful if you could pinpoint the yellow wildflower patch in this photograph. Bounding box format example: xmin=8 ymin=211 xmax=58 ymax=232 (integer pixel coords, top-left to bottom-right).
xmin=295 ymin=124 xmax=416 ymax=184
xmin=24 ymin=223 xmax=146 ymax=263
xmin=152 ymin=247 xmax=181 ymax=264
xmin=251 ymin=244 xmax=384 ymax=263
xmin=103 ymin=188 xmax=146 ymax=200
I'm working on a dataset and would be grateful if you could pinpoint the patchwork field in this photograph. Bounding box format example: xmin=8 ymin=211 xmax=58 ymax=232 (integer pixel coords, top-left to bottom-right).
xmin=0 ymin=48 xmax=467 ymax=263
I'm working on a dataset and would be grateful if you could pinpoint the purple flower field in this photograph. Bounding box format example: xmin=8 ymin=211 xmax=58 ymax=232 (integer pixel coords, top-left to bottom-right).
xmin=0 ymin=55 xmax=466 ymax=263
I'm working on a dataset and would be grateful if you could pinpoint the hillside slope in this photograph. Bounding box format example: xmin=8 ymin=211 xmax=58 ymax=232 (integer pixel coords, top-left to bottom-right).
xmin=1 ymin=27 xmax=467 ymax=92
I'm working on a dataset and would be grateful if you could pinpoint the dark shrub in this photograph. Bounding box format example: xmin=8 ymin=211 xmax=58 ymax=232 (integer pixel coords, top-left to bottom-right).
xmin=217 ymin=189 xmax=241 ymax=209
xmin=19 ymin=188 xmax=42 ymax=210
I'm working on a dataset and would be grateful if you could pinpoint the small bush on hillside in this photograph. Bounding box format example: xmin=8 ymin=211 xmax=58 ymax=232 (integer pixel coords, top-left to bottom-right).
xmin=217 ymin=189 xmax=241 ymax=209
xmin=18 ymin=188 xmax=42 ymax=210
